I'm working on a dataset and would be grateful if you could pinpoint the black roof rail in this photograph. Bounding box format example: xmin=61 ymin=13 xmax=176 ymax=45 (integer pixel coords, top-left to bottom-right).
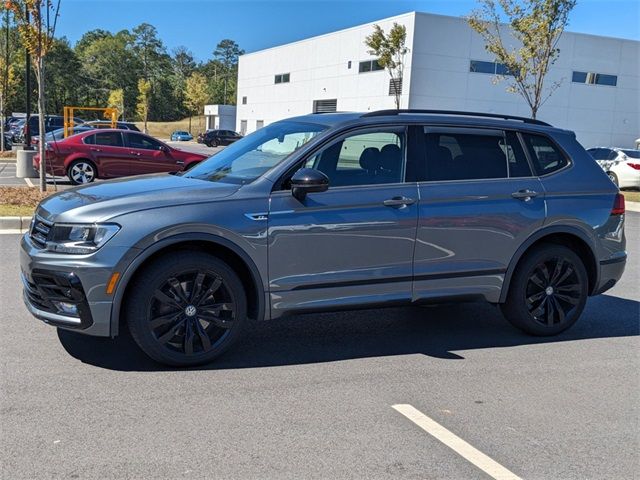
xmin=361 ymin=109 xmax=551 ymax=126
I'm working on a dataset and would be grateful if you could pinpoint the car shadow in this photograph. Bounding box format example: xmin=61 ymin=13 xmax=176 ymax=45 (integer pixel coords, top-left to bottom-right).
xmin=57 ymin=294 xmax=639 ymax=372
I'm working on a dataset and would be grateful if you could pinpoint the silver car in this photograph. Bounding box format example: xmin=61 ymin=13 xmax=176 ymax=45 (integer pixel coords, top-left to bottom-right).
xmin=21 ymin=110 xmax=627 ymax=366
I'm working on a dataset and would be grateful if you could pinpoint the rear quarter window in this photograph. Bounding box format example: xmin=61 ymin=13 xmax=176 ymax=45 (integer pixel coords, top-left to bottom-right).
xmin=521 ymin=133 xmax=569 ymax=175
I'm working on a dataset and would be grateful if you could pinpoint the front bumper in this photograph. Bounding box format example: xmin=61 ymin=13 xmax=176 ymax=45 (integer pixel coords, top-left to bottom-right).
xmin=20 ymin=232 xmax=131 ymax=337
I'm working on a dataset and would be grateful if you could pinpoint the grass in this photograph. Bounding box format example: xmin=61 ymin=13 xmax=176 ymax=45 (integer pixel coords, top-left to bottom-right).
xmin=0 ymin=204 xmax=36 ymax=216
xmin=622 ymin=190 xmax=640 ymax=203
xmin=135 ymin=116 xmax=206 ymax=139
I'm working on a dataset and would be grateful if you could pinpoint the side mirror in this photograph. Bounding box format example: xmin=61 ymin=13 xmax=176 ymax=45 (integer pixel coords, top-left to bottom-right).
xmin=291 ymin=168 xmax=329 ymax=201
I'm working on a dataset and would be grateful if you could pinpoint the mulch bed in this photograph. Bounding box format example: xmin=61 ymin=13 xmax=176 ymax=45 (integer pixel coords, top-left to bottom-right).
xmin=0 ymin=186 xmax=52 ymax=207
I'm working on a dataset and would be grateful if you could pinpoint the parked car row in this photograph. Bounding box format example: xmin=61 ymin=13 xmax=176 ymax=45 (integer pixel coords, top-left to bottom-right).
xmin=587 ymin=147 xmax=640 ymax=189
xmin=4 ymin=115 xmax=141 ymax=144
xmin=35 ymin=129 xmax=208 ymax=184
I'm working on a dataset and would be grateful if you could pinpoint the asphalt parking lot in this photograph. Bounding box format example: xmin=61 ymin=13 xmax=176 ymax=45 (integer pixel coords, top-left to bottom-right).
xmin=0 ymin=214 xmax=638 ymax=479
xmin=0 ymin=142 xmax=219 ymax=187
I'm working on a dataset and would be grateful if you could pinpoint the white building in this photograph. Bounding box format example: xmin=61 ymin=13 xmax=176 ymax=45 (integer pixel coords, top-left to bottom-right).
xmin=203 ymin=104 xmax=237 ymax=131
xmin=236 ymin=11 xmax=639 ymax=148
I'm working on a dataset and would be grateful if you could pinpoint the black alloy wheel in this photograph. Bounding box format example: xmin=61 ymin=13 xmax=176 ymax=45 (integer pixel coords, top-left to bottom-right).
xmin=501 ymin=244 xmax=588 ymax=336
xmin=126 ymin=252 xmax=247 ymax=366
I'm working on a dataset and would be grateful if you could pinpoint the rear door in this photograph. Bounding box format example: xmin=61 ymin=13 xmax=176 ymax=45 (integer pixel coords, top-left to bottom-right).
xmin=124 ymin=132 xmax=180 ymax=174
xmin=413 ymin=126 xmax=546 ymax=303
xmin=84 ymin=131 xmax=131 ymax=177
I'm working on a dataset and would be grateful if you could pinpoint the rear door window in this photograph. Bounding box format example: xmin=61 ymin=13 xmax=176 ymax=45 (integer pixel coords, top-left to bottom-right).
xmin=521 ymin=134 xmax=568 ymax=175
xmin=90 ymin=132 xmax=124 ymax=147
xmin=422 ymin=127 xmax=509 ymax=181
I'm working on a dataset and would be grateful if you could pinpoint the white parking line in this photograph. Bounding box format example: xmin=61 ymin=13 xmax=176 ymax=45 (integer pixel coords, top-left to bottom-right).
xmin=24 ymin=177 xmax=34 ymax=187
xmin=392 ymin=404 xmax=522 ymax=480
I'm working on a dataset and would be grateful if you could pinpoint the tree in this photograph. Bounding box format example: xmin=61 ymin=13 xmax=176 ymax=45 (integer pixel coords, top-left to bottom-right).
xmin=365 ymin=23 xmax=409 ymax=110
xmin=212 ymin=39 xmax=243 ymax=104
xmin=7 ymin=0 xmax=62 ymax=192
xmin=468 ymin=0 xmax=576 ymax=119
xmin=184 ymin=72 xmax=208 ymax=132
xmin=107 ymin=87 xmax=124 ymax=119
xmin=132 ymin=23 xmax=165 ymax=81
xmin=136 ymin=78 xmax=151 ymax=133
xmin=0 ymin=6 xmax=18 ymax=152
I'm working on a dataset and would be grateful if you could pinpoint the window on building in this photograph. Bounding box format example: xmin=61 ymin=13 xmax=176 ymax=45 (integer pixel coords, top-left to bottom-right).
xmin=469 ymin=60 xmax=516 ymax=76
xmin=572 ymin=71 xmax=617 ymax=87
xmin=240 ymin=120 xmax=247 ymax=135
xmin=521 ymin=133 xmax=569 ymax=175
xmin=358 ymin=59 xmax=384 ymax=73
xmin=312 ymin=99 xmax=337 ymax=113
xmin=389 ymin=78 xmax=403 ymax=96
xmin=242 ymin=96 xmax=247 ymax=104
xmin=274 ymin=73 xmax=290 ymax=84
xmin=256 ymin=120 xmax=264 ymax=130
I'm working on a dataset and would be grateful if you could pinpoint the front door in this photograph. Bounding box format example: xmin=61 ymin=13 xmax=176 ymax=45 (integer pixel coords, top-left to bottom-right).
xmin=85 ymin=131 xmax=131 ymax=178
xmin=267 ymin=126 xmax=419 ymax=317
xmin=125 ymin=132 xmax=180 ymax=175
xmin=413 ymin=126 xmax=546 ymax=303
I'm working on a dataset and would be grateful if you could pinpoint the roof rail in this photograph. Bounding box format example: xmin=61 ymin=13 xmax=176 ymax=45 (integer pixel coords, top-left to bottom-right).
xmin=361 ymin=109 xmax=551 ymax=126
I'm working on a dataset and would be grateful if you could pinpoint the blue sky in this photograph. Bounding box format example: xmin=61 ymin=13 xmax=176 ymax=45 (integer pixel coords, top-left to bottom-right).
xmin=57 ymin=0 xmax=639 ymax=61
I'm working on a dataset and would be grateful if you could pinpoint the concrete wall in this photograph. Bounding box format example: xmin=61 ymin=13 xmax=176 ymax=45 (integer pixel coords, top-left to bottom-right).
xmin=236 ymin=11 xmax=639 ymax=148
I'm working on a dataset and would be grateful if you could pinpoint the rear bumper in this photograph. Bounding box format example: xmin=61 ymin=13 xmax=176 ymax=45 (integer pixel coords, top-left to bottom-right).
xmin=594 ymin=253 xmax=627 ymax=295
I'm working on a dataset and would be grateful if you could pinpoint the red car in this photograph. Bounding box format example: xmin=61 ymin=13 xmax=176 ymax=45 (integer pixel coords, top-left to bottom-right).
xmin=35 ymin=129 xmax=208 ymax=184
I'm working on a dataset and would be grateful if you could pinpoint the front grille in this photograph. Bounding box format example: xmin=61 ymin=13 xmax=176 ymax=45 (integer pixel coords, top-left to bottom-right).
xmin=30 ymin=215 xmax=53 ymax=249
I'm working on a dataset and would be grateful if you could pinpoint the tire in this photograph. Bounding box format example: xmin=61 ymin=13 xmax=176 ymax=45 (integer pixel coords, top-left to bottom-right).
xmin=125 ymin=251 xmax=247 ymax=366
xmin=607 ymin=171 xmax=619 ymax=186
xmin=68 ymin=159 xmax=97 ymax=185
xmin=211 ymin=139 xmax=218 ymax=147
xmin=500 ymin=243 xmax=588 ymax=336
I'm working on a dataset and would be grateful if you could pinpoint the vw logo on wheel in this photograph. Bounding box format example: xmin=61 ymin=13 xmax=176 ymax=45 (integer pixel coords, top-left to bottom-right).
xmin=184 ymin=305 xmax=197 ymax=317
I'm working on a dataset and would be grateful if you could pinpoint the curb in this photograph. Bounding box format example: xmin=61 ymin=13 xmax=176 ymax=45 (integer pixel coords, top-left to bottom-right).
xmin=0 ymin=216 xmax=32 ymax=234
xmin=627 ymin=201 xmax=640 ymax=213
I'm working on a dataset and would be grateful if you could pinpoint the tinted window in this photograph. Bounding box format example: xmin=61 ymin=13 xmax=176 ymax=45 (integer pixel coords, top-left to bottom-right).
xmin=502 ymin=131 xmax=532 ymax=177
xmin=423 ymin=128 xmax=508 ymax=181
xmin=127 ymin=133 xmax=163 ymax=150
xmin=572 ymin=71 xmax=588 ymax=83
xmin=595 ymin=74 xmax=617 ymax=86
xmin=305 ymin=129 xmax=405 ymax=187
xmin=90 ymin=132 xmax=123 ymax=147
xmin=622 ymin=149 xmax=640 ymax=159
xmin=521 ymin=134 xmax=568 ymax=175
xmin=469 ymin=60 xmax=495 ymax=74
xmin=587 ymin=148 xmax=608 ymax=160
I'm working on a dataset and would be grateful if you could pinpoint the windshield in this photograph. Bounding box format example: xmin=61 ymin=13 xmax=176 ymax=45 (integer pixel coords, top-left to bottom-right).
xmin=622 ymin=149 xmax=640 ymax=159
xmin=183 ymin=121 xmax=327 ymax=184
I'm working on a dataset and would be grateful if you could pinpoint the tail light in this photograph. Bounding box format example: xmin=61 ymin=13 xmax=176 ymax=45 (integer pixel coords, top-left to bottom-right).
xmin=611 ymin=193 xmax=625 ymax=215
xmin=627 ymin=163 xmax=640 ymax=171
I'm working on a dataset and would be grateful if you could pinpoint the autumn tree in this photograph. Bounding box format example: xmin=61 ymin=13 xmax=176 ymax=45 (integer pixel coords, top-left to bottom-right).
xmin=184 ymin=72 xmax=208 ymax=132
xmin=7 ymin=0 xmax=61 ymax=191
xmin=365 ymin=23 xmax=409 ymax=110
xmin=136 ymin=78 xmax=151 ymax=132
xmin=468 ymin=0 xmax=576 ymax=119
xmin=0 ymin=6 xmax=19 ymax=152
xmin=107 ymin=88 xmax=124 ymax=119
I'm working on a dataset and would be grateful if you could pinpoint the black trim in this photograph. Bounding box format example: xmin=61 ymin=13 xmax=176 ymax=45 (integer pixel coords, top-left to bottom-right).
xmin=290 ymin=268 xmax=506 ymax=291
xmin=361 ymin=109 xmax=551 ymax=126
xmin=600 ymin=255 xmax=626 ymax=265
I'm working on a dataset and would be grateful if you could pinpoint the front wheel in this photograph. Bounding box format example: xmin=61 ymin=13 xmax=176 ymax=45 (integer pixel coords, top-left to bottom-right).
xmin=125 ymin=252 xmax=247 ymax=366
xmin=501 ymin=244 xmax=588 ymax=336
xmin=68 ymin=160 xmax=97 ymax=184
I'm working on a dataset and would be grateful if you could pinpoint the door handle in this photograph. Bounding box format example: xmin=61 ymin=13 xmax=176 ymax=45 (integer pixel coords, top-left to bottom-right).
xmin=90 ymin=147 xmax=102 ymax=152
xmin=129 ymin=151 xmax=141 ymax=156
xmin=511 ymin=189 xmax=538 ymax=201
xmin=175 ymin=161 xmax=184 ymax=165
xmin=383 ymin=196 xmax=416 ymax=208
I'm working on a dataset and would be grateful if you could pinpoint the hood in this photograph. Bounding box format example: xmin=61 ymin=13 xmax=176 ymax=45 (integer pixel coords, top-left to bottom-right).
xmin=37 ymin=173 xmax=240 ymax=223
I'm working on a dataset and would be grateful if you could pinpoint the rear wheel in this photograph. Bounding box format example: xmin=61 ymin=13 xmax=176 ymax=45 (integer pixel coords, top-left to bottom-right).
xmin=501 ymin=244 xmax=588 ymax=336
xmin=68 ymin=160 xmax=97 ymax=184
xmin=125 ymin=252 xmax=247 ymax=366
xmin=607 ymin=171 xmax=619 ymax=186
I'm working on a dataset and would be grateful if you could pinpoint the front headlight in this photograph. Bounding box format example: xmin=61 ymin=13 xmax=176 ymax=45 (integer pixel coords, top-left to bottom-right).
xmin=46 ymin=223 xmax=120 ymax=254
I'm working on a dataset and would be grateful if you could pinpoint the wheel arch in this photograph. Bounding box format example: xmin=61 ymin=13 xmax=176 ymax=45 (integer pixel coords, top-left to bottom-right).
xmin=110 ymin=233 xmax=266 ymax=337
xmin=500 ymin=226 xmax=599 ymax=303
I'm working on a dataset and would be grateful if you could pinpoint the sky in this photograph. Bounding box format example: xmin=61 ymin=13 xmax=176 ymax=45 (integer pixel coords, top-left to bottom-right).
xmin=56 ymin=0 xmax=640 ymax=62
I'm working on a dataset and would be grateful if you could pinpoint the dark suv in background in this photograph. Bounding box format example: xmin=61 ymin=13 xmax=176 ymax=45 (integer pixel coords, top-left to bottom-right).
xmin=17 ymin=115 xmax=85 ymax=144
xmin=21 ymin=110 xmax=626 ymax=366
xmin=198 ymin=129 xmax=243 ymax=147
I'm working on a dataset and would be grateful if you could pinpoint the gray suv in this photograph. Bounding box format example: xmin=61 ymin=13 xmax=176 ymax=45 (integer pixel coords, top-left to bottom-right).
xmin=20 ymin=110 xmax=627 ymax=366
